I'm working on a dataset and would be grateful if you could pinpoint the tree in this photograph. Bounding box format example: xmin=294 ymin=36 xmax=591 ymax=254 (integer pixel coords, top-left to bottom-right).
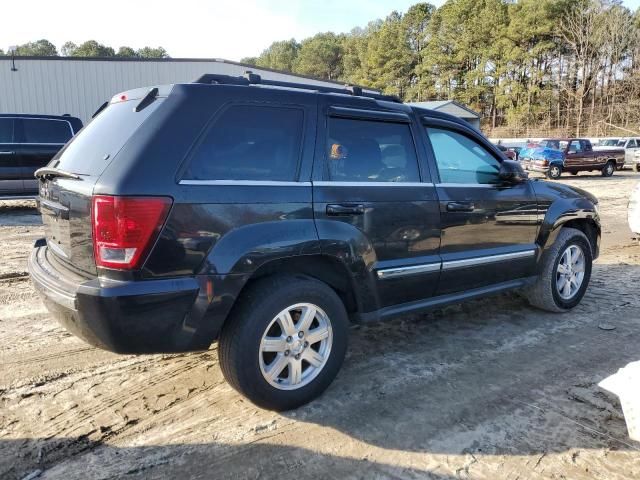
xmin=70 ymin=40 xmax=115 ymax=57
xmin=294 ymin=33 xmax=344 ymax=80
xmin=255 ymin=39 xmax=299 ymax=71
xmin=61 ymin=41 xmax=77 ymax=56
xmin=560 ymin=0 xmax=608 ymax=135
xmin=240 ymin=56 xmax=258 ymax=66
xmin=116 ymin=46 xmax=137 ymax=57
xmin=136 ymin=46 xmax=169 ymax=58
xmin=14 ymin=39 xmax=58 ymax=56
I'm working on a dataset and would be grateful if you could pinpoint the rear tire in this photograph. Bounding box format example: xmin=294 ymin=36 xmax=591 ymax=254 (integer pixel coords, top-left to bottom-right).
xmin=602 ymin=161 xmax=615 ymax=177
xmin=634 ymin=163 xmax=640 ymax=173
xmin=218 ymin=275 xmax=349 ymax=411
xmin=527 ymin=228 xmax=592 ymax=312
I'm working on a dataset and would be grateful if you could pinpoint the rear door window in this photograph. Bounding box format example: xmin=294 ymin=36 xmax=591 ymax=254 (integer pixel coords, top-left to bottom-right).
xmin=19 ymin=118 xmax=73 ymax=144
xmin=326 ymin=117 xmax=420 ymax=182
xmin=183 ymin=105 xmax=304 ymax=181
xmin=0 ymin=118 xmax=13 ymax=143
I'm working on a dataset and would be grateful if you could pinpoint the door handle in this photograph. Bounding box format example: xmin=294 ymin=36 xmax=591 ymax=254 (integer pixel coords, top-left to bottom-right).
xmin=326 ymin=204 xmax=365 ymax=216
xmin=0 ymin=151 xmax=15 ymax=155
xmin=446 ymin=201 xmax=475 ymax=212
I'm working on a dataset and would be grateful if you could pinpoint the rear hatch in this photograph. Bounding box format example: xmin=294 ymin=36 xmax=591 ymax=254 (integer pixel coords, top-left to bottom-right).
xmin=38 ymin=87 xmax=169 ymax=275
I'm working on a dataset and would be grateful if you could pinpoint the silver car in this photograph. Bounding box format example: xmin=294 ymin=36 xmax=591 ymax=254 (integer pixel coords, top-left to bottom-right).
xmin=629 ymin=182 xmax=640 ymax=237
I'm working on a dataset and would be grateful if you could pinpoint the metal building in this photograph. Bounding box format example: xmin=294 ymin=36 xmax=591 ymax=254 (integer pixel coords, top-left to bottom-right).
xmin=0 ymin=56 xmax=372 ymax=123
xmin=409 ymin=100 xmax=481 ymax=130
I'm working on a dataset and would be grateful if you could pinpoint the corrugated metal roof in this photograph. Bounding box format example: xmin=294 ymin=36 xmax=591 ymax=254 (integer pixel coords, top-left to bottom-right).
xmin=0 ymin=57 xmax=378 ymax=123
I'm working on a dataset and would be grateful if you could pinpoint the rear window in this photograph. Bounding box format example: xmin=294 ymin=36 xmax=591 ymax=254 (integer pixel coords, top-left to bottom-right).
xmin=52 ymin=99 xmax=163 ymax=176
xmin=21 ymin=118 xmax=72 ymax=144
xmin=183 ymin=105 xmax=303 ymax=181
xmin=0 ymin=118 xmax=12 ymax=143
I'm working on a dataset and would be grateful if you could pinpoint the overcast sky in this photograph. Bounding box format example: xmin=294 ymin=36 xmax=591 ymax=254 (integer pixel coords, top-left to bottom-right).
xmin=3 ymin=0 xmax=640 ymax=61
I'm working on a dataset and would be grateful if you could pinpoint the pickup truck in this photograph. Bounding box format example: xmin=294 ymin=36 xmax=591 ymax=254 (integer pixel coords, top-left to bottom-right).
xmin=594 ymin=137 xmax=640 ymax=169
xmin=520 ymin=138 xmax=624 ymax=179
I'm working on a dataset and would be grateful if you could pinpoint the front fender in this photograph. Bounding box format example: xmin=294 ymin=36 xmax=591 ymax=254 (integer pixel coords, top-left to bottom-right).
xmin=535 ymin=194 xmax=600 ymax=256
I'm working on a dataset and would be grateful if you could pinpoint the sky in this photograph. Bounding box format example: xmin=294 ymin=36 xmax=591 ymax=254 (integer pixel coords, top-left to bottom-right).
xmin=2 ymin=0 xmax=640 ymax=61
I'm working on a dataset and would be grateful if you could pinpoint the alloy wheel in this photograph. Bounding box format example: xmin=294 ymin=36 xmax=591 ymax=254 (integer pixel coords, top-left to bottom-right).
xmin=259 ymin=303 xmax=333 ymax=390
xmin=556 ymin=245 xmax=586 ymax=300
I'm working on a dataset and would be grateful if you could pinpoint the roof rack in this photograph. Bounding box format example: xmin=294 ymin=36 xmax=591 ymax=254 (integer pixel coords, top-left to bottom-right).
xmin=193 ymin=71 xmax=402 ymax=103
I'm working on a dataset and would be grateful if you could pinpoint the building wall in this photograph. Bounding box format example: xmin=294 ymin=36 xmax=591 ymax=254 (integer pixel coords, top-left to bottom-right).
xmin=0 ymin=57 xmax=359 ymax=123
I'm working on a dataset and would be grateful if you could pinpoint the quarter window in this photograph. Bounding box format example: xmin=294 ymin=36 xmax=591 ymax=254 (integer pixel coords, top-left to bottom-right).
xmin=183 ymin=105 xmax=304 ymax=181
xmin=0 ymin=119 xmax=12 ymax=143
xmin=326 ymin=117 xmax=420 ymax=182
xmin=427 ymin=127 xmax=501 ymax=184
xmin=21 ymin=119 xmax=73 ymax=144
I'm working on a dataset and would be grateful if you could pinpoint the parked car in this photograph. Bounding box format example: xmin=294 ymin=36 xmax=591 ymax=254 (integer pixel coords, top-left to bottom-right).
xmin=495 ymin=144 xmax=517 ymax=160
xmin=594 ymin=138 xmax=621 ymax=148
xmin=594 ymin=137 xmax=640 ymax=169
xmin=28 ymin=74 xmax=601 ymax=410
xmin=520 ymin=138 xmax=624 ymax=179
xmin=0 ymin=114 xmax=83 ymax=199
xmin=629 ymin=182 xmax=640 ymax=237
xmin=633 ymin=150 xmax=640 ymax=173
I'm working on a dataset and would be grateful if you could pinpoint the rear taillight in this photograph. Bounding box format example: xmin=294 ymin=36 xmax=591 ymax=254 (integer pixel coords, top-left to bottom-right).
xmin=92 ymin=195 xmax=172 ymax=270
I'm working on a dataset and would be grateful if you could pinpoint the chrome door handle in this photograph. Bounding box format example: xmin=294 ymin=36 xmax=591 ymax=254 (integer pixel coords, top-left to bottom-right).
xmin=326 ymin=204 xmax=365 ymax=216
xmin=446 ymin=202 xmax=475 ymax=212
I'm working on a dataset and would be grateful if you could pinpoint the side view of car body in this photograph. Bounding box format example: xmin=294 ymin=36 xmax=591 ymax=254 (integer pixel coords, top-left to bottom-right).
xmin=0 ymin=114 xmax=83 ymax=199
xmin=28 ymin=75 xmax=600 ymax=410
xmin=594 ymin=137 xmax=640 ymax=168
xmin=521 ymin=138 xmax=624 ymax=179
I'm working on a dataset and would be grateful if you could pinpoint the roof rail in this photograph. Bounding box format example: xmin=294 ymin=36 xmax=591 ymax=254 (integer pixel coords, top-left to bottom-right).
xmin=193 ymin=72 xmax=402 ymax=103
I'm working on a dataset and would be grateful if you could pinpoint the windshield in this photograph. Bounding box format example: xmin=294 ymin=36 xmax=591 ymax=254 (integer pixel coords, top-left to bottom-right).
xmin=600 ymin=139 xmax=619 ymax=146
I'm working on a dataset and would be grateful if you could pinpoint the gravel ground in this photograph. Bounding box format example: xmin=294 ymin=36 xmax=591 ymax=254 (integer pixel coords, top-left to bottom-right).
xmin=1 ymin=171 xmax=640 ymax=480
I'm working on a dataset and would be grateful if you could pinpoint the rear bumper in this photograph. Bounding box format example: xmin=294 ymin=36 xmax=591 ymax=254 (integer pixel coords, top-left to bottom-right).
xmin=28 ymin=245 xmax=237 ymax=354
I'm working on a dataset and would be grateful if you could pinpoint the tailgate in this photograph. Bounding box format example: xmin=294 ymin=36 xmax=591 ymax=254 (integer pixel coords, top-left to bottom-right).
xmin=38 ymin=89 xmax=168 ymax=275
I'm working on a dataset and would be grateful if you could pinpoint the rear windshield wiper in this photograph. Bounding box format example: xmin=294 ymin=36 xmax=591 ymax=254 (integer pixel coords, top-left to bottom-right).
xmin=34 ymin=167 xmax=81 ymax=180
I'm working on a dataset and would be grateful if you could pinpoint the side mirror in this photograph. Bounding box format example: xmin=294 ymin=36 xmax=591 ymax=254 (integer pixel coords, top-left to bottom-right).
xmin=498 ymin=160 xmax=528 ymax=184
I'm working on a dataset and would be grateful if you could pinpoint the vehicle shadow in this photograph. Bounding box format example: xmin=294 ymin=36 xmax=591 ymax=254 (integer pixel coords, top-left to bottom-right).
xmin=0 ymin=200 xmax=40 ymax=226
xmin=1 ymin=438 xmax=451 ymax=480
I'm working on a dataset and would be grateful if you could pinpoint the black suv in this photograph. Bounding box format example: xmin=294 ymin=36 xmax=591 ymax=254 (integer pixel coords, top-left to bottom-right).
xmin=28 ymin=74 xmax=600 ymax=410
xmin=0 ymin=114 xmax=82 ymax=198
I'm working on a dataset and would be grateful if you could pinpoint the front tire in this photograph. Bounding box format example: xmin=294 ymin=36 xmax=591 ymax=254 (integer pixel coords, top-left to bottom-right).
xmin=527 ymin=227 xmax=592 ymax=312
xmin=602 ymin=161 xmax=615 ymax=177
xmin=634 ymin=163 xmax=640 ymax=173
xmin=547 ymin=165 xmax=562 ymax=179
xmin=218 ymin=275 xmax=349 ymax=411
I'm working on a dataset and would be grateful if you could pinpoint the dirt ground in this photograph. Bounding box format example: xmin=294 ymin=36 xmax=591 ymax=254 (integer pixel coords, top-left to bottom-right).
xmin=1 ymin=171 xmax=640 ymax=480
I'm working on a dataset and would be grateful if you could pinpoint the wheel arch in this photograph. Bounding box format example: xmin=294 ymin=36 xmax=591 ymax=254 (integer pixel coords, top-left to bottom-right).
xmin=235 ymin=254 xmax=367 ymax=319
xmin=540 ymin=215 xmax=600 ymax=259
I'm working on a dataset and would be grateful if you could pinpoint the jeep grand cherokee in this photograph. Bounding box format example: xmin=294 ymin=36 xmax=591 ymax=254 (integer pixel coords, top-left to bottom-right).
xmin=29 ymin=74 xmax=600 ymax=411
